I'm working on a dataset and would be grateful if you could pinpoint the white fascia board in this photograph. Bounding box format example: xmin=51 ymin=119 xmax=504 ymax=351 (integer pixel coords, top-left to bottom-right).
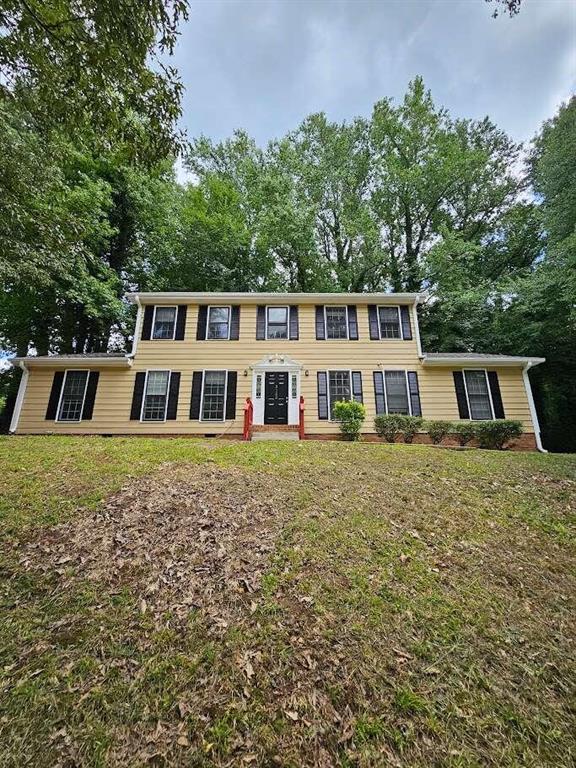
xmin=10 ymin=357 xmax=133 ymax=369
xmin=126 ymin=291 xmax=424 ymax=305
xmin=421 ymin=356 xmax=546 ymax=368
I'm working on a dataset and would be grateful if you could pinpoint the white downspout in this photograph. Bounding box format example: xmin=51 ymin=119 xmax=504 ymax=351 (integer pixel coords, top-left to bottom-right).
xmin=413 ymin=297 xmax=423 ymax=359
xmin=9 ymin=361 xmax=29 ymax=434
xmin=523 ymin=361 xmax=547 ymax=453
xmin=127 ymin=296 xmax=142 ymax=358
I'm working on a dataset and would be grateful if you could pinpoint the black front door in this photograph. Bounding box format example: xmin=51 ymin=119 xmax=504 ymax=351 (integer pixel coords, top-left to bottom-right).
xmin=264 ymin=372 xmax=289 ymax=424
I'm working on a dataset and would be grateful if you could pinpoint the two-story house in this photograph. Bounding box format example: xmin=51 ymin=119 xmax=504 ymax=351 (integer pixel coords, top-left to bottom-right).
xmin=8 ymin=292 xmax=546 ymax=450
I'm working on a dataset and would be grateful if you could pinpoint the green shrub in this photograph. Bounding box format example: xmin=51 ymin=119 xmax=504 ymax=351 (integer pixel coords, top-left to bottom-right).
xmin=426 ymin=420 xmax=452 ymax=445
xmin=333 ymin=400 xmax=366 ymax=441
xmin=374 ymin=414 xmax=403 ymax=443
xmin=474 ymin=420 xmax=523 ymax=450
xmin=399 ymin=415 xmax=424 ymax=443
xmin=454 ymin=422 xmax=477 ymax=446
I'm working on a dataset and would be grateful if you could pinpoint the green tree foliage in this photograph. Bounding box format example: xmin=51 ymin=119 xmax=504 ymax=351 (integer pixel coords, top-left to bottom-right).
xmin=0 ymin=0 xmax=189 ymax=158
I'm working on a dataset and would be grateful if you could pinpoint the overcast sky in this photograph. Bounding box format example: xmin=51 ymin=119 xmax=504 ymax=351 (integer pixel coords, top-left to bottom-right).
xmin=171 ymin=0 xmax=575 ymax=171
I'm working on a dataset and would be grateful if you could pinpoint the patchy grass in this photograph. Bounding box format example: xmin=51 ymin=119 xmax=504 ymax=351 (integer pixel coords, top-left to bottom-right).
xmin=0 ymin=436 xmax=575 ymax=767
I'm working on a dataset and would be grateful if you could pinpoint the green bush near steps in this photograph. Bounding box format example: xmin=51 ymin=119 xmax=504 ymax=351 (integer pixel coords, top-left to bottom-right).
xmin=333 ymin=400 xmax=366 ymax=441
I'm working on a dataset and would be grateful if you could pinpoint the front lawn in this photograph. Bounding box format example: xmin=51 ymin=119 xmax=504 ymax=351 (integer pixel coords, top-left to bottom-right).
xmin=1 ymin=437 xmax=575 ymax=766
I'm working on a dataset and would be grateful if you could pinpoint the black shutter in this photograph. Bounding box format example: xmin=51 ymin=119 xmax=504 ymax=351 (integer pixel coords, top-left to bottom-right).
xmin=289 ymin=306 xmax=299 ymax=340
xmin=347 ymin=306 xmax=359 ymax=340
xmin=81 ymin=372 xmax=100 ymax=420
xmin=407 ymin=371 xmax=422 ymax=417
xmin=166 ymin=372 xmax=180 ymax=420
xmin=351 ymin=371 xmax=363 ymax=403
xmin=130 ymin=372 xmax=146 ymax=420
xmin=196 ymin=305 xmax=208 ymax=340
xmin=45 ymin=371 xmax=65 ymax=420
xmin=256 ymin=305 xmax=266 ymax=340
xmin=229 ymin=306 xmax=240 ymax=340
xmin=225 ymin=371 xmax=238 ymax=419
xmin=317 ymin=371 xmax=329 ymax=419
xmin=141 ymin=306 xmax=154 ymax=340
xmin=315 ymin=306 xmax=325 ymax=340
xmin=190 ymin=372 xmax=203 ymax=419
xmin=373 ymin=371 xmax=385 ymax=415
xmin=400 ymin=306 xmax=413 ymax=340
xmin=175 ymin=305 xmax=187 ymax=340
xmin=487 ymin=371 xmax=505 ymax=419
xmin=368 ymin=305 xmax=379 ymax=340
xmin=453 ymin=371 xmax=470 ymax=419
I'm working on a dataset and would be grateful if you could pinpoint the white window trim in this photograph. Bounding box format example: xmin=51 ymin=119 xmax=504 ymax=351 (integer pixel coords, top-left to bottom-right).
xmin=200 ymin=369 xmax=228 ymax=422
xmin=151 ymin=305 xmax=177 ymax=341
xmin=140 ymin=369 xmax=171 ymax=423
xmin=377 ymin=305 xmax=402 ymax=341
xmin=382 ymin=369 xmax=412 ymax=416
xmin=56 ymin=369 xmax=90 ymax=423
xmin=462 ymin=368 xmax=495 ymax=421
xmin=328 ymin=368 xmax=353 ymax=421
xmin=324 ymin=305 xmax=349 ymax=340
xmin=265 ymin=305 xmax=290 ymax=340
xmin=205 ymin=305 xmax=232 ymax=341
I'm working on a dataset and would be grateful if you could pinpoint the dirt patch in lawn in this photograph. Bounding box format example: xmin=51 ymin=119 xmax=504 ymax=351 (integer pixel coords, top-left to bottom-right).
xmin=20 ymin=463 xmax=293 ymax=630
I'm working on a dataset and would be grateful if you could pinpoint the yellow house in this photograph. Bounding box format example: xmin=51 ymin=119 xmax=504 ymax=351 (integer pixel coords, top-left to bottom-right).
xmin=9 ymin=292 xmax=546 ymax=450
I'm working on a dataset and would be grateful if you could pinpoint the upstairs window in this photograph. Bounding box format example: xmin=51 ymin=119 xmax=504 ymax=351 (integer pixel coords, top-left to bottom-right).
xmin=464 ymin=370 xmax=493 ymax=420
xmin=325 ymin=306 xmax=348 ymax=339
xmin=142 ymin=370 xmax=170 ymax=421
xmin=57 ymin=370 xmax=89 ymax=422
xmin=152 ymin=306 xmax=177 ymax=340
xmin=378 ymin=306 xmax=401 ymax=339
xmin=207 ymin=307 xmax=230 ymax=340
xmin=201 ymin=370 xmax=227 ymax=420
xmin=328 ymin=370 xmax=351 ymax=418
xmin=384 ymin=371 xmax=410 ymax=414
xmin=266 ymin=307 xmax=288 ymax=339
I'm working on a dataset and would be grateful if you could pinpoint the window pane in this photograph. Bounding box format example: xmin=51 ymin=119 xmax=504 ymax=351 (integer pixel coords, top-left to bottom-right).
xmin=385 ymin=371 xmax=409 ymax=414
xmin=207 ymin=307 xmax=230 ymax=339
xmin=152 ymin=307 xmax=176 ymax=339
xmin=378 ymin=307 xmax=401 ymax=339
xmin=465 ymin=370 xmax=492 ymax=420
xmin=143 ymin=371 xmax=169 ymax=421
xmin=326 ymin=307 xmax=348 ymax=339
xmin=267 ymin=306 xmax=288 ymax=339
xmin=202 ymin=370 xmax=226 ymax=420
xmin=328 ymin=370 xmax=351 ymax=418
xmin=58 ymin=371 xmax=88 ymax=421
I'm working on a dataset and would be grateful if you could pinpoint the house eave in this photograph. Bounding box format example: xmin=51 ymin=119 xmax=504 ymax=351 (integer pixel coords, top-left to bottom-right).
xmin=421 ymin=355 xmax=546 ymax=368
xmin=9 ymin=356 xmax=133 ymax=369
xmin=126 ymin=291 xmax=425 ymax=306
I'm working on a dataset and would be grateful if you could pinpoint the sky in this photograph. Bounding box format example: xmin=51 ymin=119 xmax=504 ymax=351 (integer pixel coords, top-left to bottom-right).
xmin=170 ymin=0 xmax=575 ymax=180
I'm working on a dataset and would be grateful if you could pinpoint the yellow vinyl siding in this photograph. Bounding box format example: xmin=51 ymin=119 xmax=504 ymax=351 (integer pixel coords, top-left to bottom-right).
xmin=15 ymin=303 xmax=536 ymax=434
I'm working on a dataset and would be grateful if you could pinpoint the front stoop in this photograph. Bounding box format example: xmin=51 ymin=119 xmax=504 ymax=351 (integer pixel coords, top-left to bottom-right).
xmin=251 ymin=425 xmax=300 ymax=441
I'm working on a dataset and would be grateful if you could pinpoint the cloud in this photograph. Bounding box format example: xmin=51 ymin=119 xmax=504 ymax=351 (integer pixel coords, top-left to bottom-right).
xmin=170 ymin=0 xmax=576 ymax=148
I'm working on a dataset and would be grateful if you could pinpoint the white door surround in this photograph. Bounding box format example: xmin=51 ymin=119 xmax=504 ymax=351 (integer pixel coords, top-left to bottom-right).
xmin=250 ymin=354 xmax=303 ymax=426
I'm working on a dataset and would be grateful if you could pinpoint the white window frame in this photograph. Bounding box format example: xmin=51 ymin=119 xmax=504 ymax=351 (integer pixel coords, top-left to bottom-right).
xmin=265 ymin=305 xmax=290 ymax=340
xmin=140 ymin=369 xmax=171 ymax=423
xmin=200 ymin=369 xmax=228 ymax=422
xmin=377 ymin=305 xmax=402 ymax=340
xmin=327 ymin=369 xmax=353 ymax=421
xmin=381 ymin=369 xmax=412 ymax=416
xmin=462 ymin=368 xmax=495 ymax=421
xmin=151 ymin=305 xmax=177 ymax=341
xmin=324 ymin=305 xmax=349 ymax=340
xmin=205 ymin=305 xmax=232 ymax=341
xmin=56 ymin=369 xmax=90 ymax=423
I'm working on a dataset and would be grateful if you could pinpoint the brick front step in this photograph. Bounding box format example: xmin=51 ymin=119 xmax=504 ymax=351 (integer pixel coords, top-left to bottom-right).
xmin=251 ymin=425 xmax=299 ymax=432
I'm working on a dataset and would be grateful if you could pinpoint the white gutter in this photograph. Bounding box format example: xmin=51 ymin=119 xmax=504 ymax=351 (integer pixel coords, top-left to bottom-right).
xmin=9 ymin=357 xmax=132 ymax=368
xmin=422 ymin=355 xmax=546 ymax=367
xmin=9 ymin=361 xmax=29 ymax=434
xmin=126 ymin=291 xmax=424 ymax=305
xmin=523 ymin=361 xmax=547 ymax=453
xmin=127 ymin=295 xmax=142 ymax=358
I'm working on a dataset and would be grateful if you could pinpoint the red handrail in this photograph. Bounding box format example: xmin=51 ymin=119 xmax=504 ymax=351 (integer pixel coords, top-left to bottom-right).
xmin=243 ymin=397 xmax=253 ymax=441
xmin=299 ymin=395 xmax=305 ymax=440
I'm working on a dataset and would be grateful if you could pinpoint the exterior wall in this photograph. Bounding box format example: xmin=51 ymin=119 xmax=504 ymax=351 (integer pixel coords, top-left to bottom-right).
xmin=15 ymin=302 xmax=537 ymax=437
